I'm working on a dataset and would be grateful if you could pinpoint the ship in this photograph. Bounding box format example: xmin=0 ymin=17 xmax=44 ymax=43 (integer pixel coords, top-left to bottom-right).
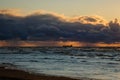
xmin=62 ymin=45 xmax=73 ymax=48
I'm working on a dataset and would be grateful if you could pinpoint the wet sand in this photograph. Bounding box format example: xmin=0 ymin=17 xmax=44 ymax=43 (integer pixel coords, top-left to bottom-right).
xmin=0 ymin=66 xmax=100 ymax=80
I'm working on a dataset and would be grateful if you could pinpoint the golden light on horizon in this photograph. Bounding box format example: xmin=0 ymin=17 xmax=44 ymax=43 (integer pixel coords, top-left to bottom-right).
xmin=57 ymin=41 xmax=82 ymax=47
xmin=95 ymin=42 xmax=120 ymax=47
xmin=0 ymin=41 xmax=120 ymax=47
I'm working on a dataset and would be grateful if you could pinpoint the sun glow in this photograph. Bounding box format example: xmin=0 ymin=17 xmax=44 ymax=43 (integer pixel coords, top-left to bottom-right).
xmin=0 ymin=41 xmax=120 ymax=47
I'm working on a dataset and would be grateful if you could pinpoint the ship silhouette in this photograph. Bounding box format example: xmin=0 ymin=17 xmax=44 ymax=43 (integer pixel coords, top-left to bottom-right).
xmin=62 ymin=45 xmax=73 ymax=48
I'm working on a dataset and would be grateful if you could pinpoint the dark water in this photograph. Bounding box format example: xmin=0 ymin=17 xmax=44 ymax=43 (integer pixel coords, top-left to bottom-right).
xmin=0 ymin=47 xmax=120 ymax=80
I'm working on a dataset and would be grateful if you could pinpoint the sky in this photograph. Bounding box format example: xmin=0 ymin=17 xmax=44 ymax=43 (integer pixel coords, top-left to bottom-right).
xmin=0 ymin=0 xmax=120 ymax=20
xmin=0 ymin=0 xmax=120 ymax=47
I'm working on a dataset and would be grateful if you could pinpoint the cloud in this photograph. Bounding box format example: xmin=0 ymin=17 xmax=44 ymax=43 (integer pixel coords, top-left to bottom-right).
xmin=70 ymin=15 xmax=107 ymax=25
xmin=0 ymin=9 xmax=23 ymax=16
xmin=0 ymin=9 xmax=120 ymax=43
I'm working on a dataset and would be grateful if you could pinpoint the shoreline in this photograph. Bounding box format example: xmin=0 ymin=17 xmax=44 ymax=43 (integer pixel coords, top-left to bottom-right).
xmin=0 ymin=66 xmax=101 ymax=80
xmin=0 ymin=66 xmax=79 ymax=80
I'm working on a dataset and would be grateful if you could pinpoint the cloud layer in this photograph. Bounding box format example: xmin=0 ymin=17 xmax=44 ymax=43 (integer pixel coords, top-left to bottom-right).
xmin=0 ymin=9 xmax=120 ymax=43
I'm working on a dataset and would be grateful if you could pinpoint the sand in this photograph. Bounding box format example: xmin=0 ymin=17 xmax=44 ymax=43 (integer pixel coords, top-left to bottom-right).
xmin=0 ymin=66 xmax=79 ymax=80
xmin=0 ymin=66 xmax=100 ymax=80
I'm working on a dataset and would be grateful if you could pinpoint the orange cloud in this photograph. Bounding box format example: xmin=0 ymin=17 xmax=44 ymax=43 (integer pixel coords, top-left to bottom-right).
xmin=0 ymin=9 xmax=120 ymax=44
xmin=70 ymin=15 xmax=107 ymax=25
xmin=0 ymin=9 xmax=24 ymax=16
xmin=0 ymin=9 xmax=108 ymax=25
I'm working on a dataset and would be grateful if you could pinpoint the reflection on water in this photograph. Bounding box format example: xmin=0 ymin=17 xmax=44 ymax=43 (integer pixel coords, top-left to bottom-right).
xmin=0 ymin=47 xmax=120 ymax=80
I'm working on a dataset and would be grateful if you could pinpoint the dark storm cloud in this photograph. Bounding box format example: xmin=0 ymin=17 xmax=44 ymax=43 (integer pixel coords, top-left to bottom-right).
xmin=0 ymin=9 xmax=120 ymax=43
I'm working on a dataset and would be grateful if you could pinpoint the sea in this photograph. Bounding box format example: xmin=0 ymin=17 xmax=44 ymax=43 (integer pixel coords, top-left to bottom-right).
xmin=0 ymin=47 xmax=120 ymax=80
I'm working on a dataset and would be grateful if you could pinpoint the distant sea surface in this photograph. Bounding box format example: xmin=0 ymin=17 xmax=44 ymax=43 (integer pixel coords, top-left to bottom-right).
xmin=0 ymin=47 xmax=120 ymax=80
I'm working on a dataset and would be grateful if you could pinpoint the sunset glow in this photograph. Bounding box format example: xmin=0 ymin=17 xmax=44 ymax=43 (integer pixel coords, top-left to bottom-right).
xmin=1 ymin=1 xmax=120 ymax=80
xmin=0 ymin=0 xmax=120 ymax=47
xmin=0 ymin=41 xmax=120 ymax=47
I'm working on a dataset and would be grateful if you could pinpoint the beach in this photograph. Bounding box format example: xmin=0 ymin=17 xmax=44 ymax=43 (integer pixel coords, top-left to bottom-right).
xmin=0 ymin=66 xmax=79 ymax=80
xmin=0 ymin=66 xmax=100 ymax=80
